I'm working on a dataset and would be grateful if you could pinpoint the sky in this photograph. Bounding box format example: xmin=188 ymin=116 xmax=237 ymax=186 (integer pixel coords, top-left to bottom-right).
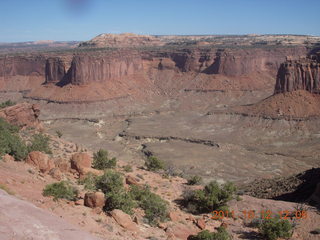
xmin=0 ymin=0 xmax=320 ymax=42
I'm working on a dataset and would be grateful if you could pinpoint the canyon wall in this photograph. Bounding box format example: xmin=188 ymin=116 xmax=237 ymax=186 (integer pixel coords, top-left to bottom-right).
xmin=274 ymin=58 xmax=320 ymax=94
xmin=0 ymin=55 xmax=46 ymax=78
xmin=0 ymin=46 xmax=309 ymax=94
xmin=67 ymin=52 xmax=144 ymax=85
xmin=45 ymin=57 xmax=66 ymax=84
xmin=144 ymin=46 xmax=307 ymax=77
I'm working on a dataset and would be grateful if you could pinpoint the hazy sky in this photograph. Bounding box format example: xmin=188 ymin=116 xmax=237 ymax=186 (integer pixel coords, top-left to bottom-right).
xmin=1 ymin=0 xmax=319 ymax=42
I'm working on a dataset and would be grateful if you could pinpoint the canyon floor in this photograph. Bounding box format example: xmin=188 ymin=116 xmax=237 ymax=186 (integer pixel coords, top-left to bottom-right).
xmin=4 ymin=87 xmax=319 ymax=187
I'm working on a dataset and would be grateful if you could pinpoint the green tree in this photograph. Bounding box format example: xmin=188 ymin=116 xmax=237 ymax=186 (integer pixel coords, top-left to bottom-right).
xmin=92 ymin=149 xmax=116 ymax=170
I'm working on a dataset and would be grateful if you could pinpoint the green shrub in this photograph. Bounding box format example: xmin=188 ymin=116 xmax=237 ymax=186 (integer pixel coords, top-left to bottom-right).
xmin=188 ymin=227 xmax=231 ymax=240
xmin=0 ymin=118 xmax=28 ymax=161
xmin=145 ymin=156 xmax=165 ymax=171
xmin=92 ymin=149 xmax=116 ymax=170
xmin=123 ymin=165 xmax=133 ymax=172
xmin=0 ymin=100 xmax=16 ymax=109
xmin=43 ymin=181 xmax=78 ymax=201
xmin=28 ymin=133 xmax=52 ymax=154
xmin=95 ymin=170 xmax=124 ymax=193
xmin=183 ymin=181 xmax=236 ymax=214
xmin=259 ymin=217 xmax=293 ymax=240
xmin=104 ymin=189 xmax=136 ymax=215
xmin=95 ymin=170 xmax=136 ymax=214
xmin=187 ymin=175 xmax=203 ymax=185
xmin=79 ymin=172 xmax=98 ymax=191
xmin=130 ymin=185 xmax=168 ymax=225
xmin=56 ymin=130 xmax=63 ymax=138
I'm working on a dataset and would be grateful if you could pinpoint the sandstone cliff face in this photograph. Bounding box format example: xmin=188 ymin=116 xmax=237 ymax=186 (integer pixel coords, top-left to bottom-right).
xmin=0 ymin=56 xmax=46 ymax=77
xmin=212 ymin=47 xmax=307 ymax=76
xmin=275 ymin=58 xmax=320 ymax=94
xmin=45 ymin=57 xmax=66 ymax=84
xmin=146 ymin=47 xmax=307 ymax=77
xmin=67 ymin=52 xmax=144 ymax=85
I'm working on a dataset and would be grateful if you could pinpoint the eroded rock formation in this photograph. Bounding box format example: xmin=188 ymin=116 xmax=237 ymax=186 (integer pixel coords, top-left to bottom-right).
xmin=275 ymin=57 xmax=320 ymax=94
xmin=0 ymin=103 xmax=41 ymax=128
xmin=66 ymin=52 xmax=144 ymax=85
xmin=45 ymin=57 xmax=66 ymax=84
xmin=0 ymin=55 xmax=46 ymax=77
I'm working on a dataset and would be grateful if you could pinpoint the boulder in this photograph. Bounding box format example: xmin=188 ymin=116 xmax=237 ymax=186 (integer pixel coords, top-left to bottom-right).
xmin=70 ymin=153 xmax=92 ymax=176
xmin=84 ymin=192 xmax=105 ymax=209
xmin=2 ymin=154 xmax=14 ymax=162
xmin=0 ymin=103 xmax=41 ymax=128
xmin=168 ymin=211 xmax=180 ymax=222
xmin=166 ymin=223 xmax=198 ymax=240
xmin=110 ymin=209 xmax=139 ymax=232
xmin=54 ymin=158 xmax=70 ymax=172
xmin=195 ymin=218 xmax=206 ymax=230
xmin=49 ymin=168 xmax=63 ymax=180
xmin=26 ymin=151 xmax=55 ymax=173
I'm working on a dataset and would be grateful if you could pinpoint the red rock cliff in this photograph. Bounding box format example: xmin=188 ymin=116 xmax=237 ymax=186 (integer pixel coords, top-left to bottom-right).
xmin=275 ymin=58 xmax=320 ymax=94
xmin=0 ymin=55 xmax=46 ymax=78
xmin=45 ymin=57 xmax=66 ymax=84
xmin=66 ymin=51 xmax=144 ymax=85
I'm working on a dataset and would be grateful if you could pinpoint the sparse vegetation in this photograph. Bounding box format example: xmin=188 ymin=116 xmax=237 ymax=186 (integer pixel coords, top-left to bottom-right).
xmin=129 ymin=185 xmax=168 ymax=225
xmin=104 ymin=189 xmax=136 ymax=214
xmin=43 ymin=181 xmax=78 ymax=201
xmin=79 ymin=172 xmax=98 ymax=191
xmin=0 ymin=183 xmax=15 ymax=195
xmin=0 ymin=118 xmax=28 ymax=161
xmin=123 ymin=165 xmax=133 ymax=172
xmin=145 ymin=156 xmax=165 ymax=172
xmin=183 ymin=181 xmax=236 ymax=214
xmin=258 ymin=217 xmax=293 ymax=240
xmin=28 ymin=133 xmax=52 ymax=154
xmin=92 ymin=149 xmax=116 ymax=170
xmin=187 ymin=175 xmax=203 ymax=185
xmin=188 ymin=227 xmax=231 ymax=240
xmin=0 ymin=100 xmax=16 ymax=109
xmin=55 ymin=130 xmax=63 ymax=138
xmin=94 ymin=170 xmax=135 ymax=214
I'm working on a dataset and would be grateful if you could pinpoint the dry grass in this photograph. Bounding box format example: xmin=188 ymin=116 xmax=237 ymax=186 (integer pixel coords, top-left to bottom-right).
xmin=0 ymin=183 xmax=15 ymax=195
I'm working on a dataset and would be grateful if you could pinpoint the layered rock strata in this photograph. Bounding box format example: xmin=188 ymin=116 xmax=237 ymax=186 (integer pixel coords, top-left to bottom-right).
xmin=275 ymin=57 xmax=320 ymax=93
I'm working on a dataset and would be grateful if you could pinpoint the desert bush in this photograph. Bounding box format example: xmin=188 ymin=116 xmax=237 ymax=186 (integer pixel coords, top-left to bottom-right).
xmin=183 ymin=181 xmax=236 ymax=214
xmin=258 ymin=217 xmax=293 ymax=240
xmin=104 ymin=189 xmax=136 ymax=215
xmin=145 ymin=156 xmax=165 ymax=171
xmin=28 ymin=133 xmax=52 ymax=154
xmin=55 ymin=130 xmax=63 ymax=138
xmin=92 ymin=149 xmax=116 ymax=170
xmin=0 ymin=100 xmax=16 ymax=109
xmin=95 ymin=170 xmax=123 ymax=193
xmin=130 ymin=185 xmax=168 ymax=225
xmin=0 ymin=183 xmax=15 ymax=195
xmin=187 ymin=175 xmax=203 ymax=185
xmin=123 ymin=165 xmax=133 ymax=172
xmin=79 ymin=172 xmax=98 ymax=191
xmin=0 ymin=118 xmax=28 ymax=161
xmin=43 ymin=181 xmax=78 ymax=201
xmin=188 ymin=227 xmax=231 ymax=240
xmin=95 ymin=170 xmax=136 ymax=214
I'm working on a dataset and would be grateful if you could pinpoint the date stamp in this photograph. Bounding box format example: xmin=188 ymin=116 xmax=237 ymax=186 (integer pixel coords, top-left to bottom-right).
xmin=211 ymin=210 xmax=308 ymax=220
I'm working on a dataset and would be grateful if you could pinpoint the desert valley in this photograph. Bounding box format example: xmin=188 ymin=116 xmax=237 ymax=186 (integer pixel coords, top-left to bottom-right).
xmin=0 ymin=33 xmax=320 ymax=240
